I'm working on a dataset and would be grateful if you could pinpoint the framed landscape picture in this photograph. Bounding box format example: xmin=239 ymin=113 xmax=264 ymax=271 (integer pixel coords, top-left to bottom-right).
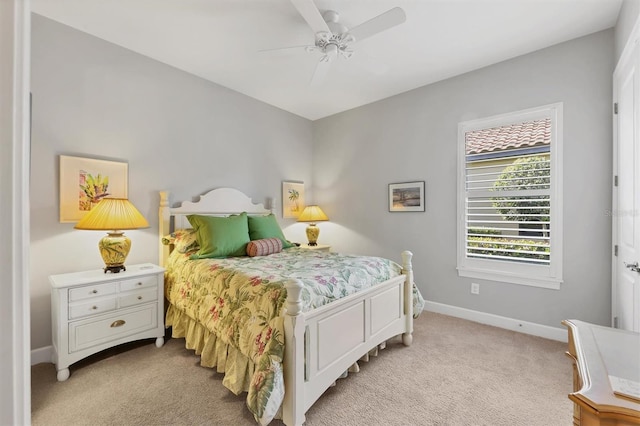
xmin=59 ymin=155 xmax=128 ymax=223
xmin=389 ymin=181 xmax=425 ymax=212
xmin=282 ymin=181 xmax=305 ymax=218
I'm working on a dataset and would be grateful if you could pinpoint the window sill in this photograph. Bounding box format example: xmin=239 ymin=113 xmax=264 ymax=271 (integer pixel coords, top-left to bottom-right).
xmin=457 ymin=267 xmax=562 ymax=290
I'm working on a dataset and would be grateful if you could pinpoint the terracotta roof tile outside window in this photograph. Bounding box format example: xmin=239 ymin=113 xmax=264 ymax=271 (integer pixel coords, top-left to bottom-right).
xmin=465 ymin=118 xmax=551 ymax=155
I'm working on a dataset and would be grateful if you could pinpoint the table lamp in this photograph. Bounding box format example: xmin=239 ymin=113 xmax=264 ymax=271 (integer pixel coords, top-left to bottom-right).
xmin=297 ymin=205 xmax=329 ymax=246
xmin=74 ymin=198 xmax=149 ymax=273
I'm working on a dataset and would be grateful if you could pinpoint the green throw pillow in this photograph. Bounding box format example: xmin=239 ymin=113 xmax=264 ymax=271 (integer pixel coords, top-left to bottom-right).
xmin=187 ymin=212 xmax=250 ymax=258
xmin=248 ymin=214 xmax=294 ymax=248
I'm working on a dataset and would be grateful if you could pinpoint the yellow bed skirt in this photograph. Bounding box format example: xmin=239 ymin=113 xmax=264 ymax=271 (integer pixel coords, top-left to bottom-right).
xmin=165 ymin=304 xmax=256 ymax=396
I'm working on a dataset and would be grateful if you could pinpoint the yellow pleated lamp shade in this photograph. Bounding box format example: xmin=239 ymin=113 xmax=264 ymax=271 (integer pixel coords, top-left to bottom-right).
xmin=75 ymin=198 xmax=149 ymax=231
xmin=297 ymin=205 xmax=329 ymax=223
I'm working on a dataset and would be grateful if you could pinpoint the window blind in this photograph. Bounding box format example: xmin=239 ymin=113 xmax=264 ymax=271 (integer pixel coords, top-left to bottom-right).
xmin=464 ymin=131 xmax=551 ymax=265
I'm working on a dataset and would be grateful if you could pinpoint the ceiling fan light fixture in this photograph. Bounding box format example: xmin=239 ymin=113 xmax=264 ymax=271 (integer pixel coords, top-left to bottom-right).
xmin=325 ymin=43 xmax=338 ymax=59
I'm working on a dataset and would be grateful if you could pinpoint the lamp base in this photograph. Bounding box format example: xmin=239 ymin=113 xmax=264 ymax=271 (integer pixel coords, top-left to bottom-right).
xmin=306 ymin=223 xmax=320 ymax=246
xmin=99 ymin=231 xmax=131 ymax=274
xmin=104 ymin=265 xmax=126 ymax=274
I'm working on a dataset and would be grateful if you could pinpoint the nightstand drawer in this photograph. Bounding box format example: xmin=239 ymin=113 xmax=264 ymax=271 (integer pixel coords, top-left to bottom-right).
xmin=69 ymin=297 xmax=117 ymax=320
xmin=120 ymin=275 xmax=158 ymax=292
xmin=69 ymin=282 xmax=117 ymax=302
xmin=119 ymin=287 xmax=157 ymax=308
xmin=69 ymin=304 xmax=158 ymax=353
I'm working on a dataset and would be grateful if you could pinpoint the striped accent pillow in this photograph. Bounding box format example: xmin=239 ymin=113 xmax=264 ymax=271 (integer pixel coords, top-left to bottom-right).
xmin=246 ymin=238 xmax=283 ymax=257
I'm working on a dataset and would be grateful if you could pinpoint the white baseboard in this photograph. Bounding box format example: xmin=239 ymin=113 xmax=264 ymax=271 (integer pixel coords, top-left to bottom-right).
xmin=424 ymin=300 xmax=567 ymax=342
xmin=31 ymin=345 xmax=53 ymax=366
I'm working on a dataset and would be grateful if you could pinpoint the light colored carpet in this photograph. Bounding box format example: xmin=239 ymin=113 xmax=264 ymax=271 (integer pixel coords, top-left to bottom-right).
xmin=31 ymin=312 xmax=573 ymax=425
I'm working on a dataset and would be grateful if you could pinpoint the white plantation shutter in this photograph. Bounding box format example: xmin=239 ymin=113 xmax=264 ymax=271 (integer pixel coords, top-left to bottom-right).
xmin=465 ymin=153 xmax=551 ymax=264
xmin=457 ymin=105 xmax=563 ymax=289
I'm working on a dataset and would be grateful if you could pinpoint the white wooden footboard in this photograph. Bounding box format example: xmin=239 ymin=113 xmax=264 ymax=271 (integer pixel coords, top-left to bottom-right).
xmin=282 ymin=251 xmax=415 ymax=426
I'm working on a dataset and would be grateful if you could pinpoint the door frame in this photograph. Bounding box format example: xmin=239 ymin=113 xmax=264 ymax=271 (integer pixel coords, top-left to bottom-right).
xmin=0 ymin=1 xmax=31 ymax=424
xmin=612 ymin=15 xmax=640 ymax=329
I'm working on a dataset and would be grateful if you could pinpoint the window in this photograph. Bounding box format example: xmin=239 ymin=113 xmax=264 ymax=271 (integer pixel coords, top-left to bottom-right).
xmin=457 ymin=104 xmax=563 ymax=289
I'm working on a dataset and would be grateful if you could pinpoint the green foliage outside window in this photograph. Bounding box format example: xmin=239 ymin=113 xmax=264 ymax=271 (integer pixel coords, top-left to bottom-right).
xmin=467 ymin=236 xmax=549 ymax=261
xmin=491 ymin=155 xmax=550 ymax=223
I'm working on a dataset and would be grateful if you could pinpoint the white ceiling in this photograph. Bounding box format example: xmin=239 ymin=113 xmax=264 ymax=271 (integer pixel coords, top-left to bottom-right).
xmin=31 ymin=0 xmax=622 ymax=120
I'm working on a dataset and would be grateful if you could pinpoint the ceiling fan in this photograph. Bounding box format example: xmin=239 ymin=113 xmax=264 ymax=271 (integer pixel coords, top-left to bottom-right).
xmin=263 ymin=0 xmax=406 ymax=85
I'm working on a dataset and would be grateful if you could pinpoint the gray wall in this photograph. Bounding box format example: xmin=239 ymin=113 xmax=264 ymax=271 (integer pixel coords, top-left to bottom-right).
xmin=30 ymin=14 xmax=617 ymax=351
xmin=30 ymin=14 xmax=313 ymax=349
xmin=313 ymin=30 xmax=615 ymax=329
xmin=615 ymin=0 xmax=640 ymax=62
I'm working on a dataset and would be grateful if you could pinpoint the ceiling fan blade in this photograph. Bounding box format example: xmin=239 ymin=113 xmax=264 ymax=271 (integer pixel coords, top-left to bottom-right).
xmin=348 ymin=7 xmax=406 ymax=43
xmin=258 ymin=45 xmax=315 ymax=57
xmin=290 ymin=0 xmax=330 ymax=35
xmin=310 ymin=59 xmax=331 ymax=86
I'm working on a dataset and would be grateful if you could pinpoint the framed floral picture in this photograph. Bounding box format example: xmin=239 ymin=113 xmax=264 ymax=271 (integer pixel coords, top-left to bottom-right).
xmin=282 ymin=181 xmax=305 ymax=218
xmin=389 ymin=181 xmax=425 ymax=212
xmin=59 ymin=155 xmax=128 ymax=223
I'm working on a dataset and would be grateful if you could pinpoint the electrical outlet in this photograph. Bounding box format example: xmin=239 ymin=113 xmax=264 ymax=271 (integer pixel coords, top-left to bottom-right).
xmin=471 ymin=283 xmax=480 ymax=295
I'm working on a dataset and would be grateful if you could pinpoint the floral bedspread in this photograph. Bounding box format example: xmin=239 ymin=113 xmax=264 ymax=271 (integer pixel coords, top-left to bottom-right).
xmin=164 ymin=247 xmax=425 ymax=425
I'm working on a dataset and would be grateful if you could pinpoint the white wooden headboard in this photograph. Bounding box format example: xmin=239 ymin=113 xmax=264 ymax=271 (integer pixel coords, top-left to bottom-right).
xmin=158 ymin=188 xmax=270 ymax=266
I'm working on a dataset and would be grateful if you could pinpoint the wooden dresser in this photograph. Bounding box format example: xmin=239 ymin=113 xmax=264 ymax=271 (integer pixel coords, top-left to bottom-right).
xmin=562 ymin=320 xmax=640 ymax=425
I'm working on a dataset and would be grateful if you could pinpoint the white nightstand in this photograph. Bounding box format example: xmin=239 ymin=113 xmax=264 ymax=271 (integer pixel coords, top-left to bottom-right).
xmin=49 ymin=263 xmax=165 ymax=381
xmin=299 ymin=244 xmax=331 ymax=252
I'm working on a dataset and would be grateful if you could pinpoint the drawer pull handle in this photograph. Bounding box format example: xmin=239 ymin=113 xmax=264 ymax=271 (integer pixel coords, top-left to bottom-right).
xmin=91 ymin=306 xmax=98 ymax=310
xmin=92 ymin=290 xmax=98 ymax=294
xmin=137 ymin=282 xmax=143 ymax=286
xmin=110 ymin=320 xmax=126 ymax=328
xmin=137 ymin=296 xmax=143 ymax=300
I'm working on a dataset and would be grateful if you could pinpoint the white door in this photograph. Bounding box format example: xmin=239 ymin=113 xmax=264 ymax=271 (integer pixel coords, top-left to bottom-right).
xmin=613 ymin=41 xmax=640 ymax=333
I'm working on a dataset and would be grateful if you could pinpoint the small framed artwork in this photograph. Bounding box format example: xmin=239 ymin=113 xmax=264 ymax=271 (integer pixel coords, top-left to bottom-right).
xmin=389 ymin=181 xmax=425 ymax=212
xmin=282 ymin=181 xmax=305 ymax=218
xmin=59 ymin=155 xmax=128 ymax=223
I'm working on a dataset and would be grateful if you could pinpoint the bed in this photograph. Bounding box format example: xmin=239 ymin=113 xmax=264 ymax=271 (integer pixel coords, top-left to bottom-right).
xmin=158 ymin=188 xmax=424 ymax=425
